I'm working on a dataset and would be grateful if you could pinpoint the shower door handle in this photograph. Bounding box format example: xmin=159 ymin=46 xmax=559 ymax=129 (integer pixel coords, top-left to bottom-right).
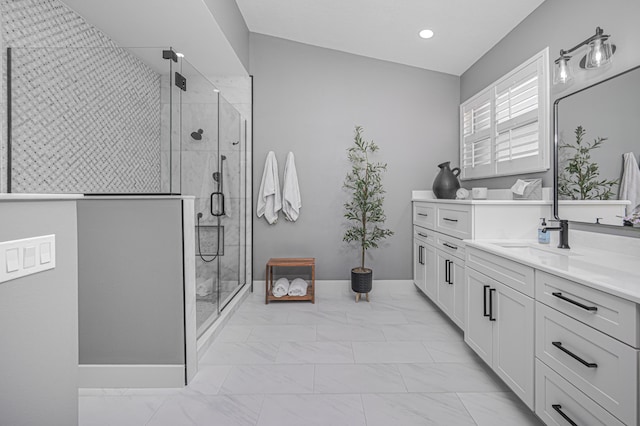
xmin=211 ymin=192 xmax=225 ymax=216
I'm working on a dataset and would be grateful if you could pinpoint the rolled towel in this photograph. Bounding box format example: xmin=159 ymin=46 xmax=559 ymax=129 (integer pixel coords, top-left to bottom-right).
xmin=288 ymin=278 xmax=308 ymax=296
xmin=272 ymin=277 xmax=290 ymax=298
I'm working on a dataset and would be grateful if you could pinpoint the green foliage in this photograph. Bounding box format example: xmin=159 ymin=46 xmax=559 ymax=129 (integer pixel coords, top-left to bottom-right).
xmin=558 ymin=125 xmax=618 ymax=200
xmin=343 ymin=126 xmax=394 ymax=270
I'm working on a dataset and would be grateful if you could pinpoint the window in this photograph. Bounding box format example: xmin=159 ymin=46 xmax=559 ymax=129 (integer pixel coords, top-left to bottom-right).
xmin=460 ymin=48 xmax=549 ymax=180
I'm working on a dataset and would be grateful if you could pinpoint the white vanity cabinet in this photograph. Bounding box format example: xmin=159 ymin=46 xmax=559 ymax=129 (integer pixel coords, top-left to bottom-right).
xmin=534 ymin=272 xmax=640 ymax=426
xmin=435 ymin=234 xmax=465 ymax=328
xmin=412 ymin=195 xmax=550 ymax=332
xmin=465 ymin=252 xmax=535 ymax=409
xmin=413 ymin=226 xmax=436 ymax=299
xmin=464 ymin=239 xmax=640 ymax=426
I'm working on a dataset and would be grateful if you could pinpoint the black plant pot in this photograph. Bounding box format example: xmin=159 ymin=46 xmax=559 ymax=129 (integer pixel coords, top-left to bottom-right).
xmin=351 ymin=268 xmax=373 ymax=294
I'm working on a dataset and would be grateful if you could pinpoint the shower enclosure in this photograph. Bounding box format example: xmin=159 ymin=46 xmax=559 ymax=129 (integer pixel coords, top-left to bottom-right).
xmin=3 ymin=46 xmax=249 ymax=340
xmin=176 ymin=58 xmax=248 ymax=336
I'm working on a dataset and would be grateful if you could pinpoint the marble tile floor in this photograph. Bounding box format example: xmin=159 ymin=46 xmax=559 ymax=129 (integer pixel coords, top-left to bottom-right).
xmin=79 ymin=281 xmax=543 ymax=425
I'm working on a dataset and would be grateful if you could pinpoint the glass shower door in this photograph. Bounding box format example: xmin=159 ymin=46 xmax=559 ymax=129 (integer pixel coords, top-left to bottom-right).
xmin=217 ymin=97 xmax=243 ymax=309
xmin=177 ymin=57 xmax=222 ymax=336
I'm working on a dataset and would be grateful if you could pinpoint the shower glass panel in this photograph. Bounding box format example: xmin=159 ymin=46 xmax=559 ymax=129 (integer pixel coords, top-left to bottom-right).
xmin=3 ymin=47 xmax=181 ymax=194
xmin=177 ymin=58 xmax=221 ymax=335
xmin=178 ymin=57 xmax=247 ymax=337
xmin=218 ymin=96 xmax=243 ymax=309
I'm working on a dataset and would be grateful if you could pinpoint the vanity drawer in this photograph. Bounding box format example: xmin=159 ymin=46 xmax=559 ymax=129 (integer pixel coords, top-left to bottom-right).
xmin=536 ymin=270 xmax=640 ymax=348
xmin=436 ymin=204 xmax=471 ymax=239
xmin=536 ymin=302 xmax=638 ymax=426
xmin=413 ymin=226 xmax=435 ymax=245
xmin=435 ymin=232 xmax=465 ymax=260
xmin=535 ymin=359 xmax=625 ymax=426
xmin=466 ymin=246 xmax=534 ymax=297
xmin=413 ymin=203 xmax=435 ymax=229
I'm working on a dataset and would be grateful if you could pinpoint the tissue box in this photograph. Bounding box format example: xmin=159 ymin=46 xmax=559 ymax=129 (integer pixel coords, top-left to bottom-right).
xmin=512 ymin=179 xmax=542 ymax=200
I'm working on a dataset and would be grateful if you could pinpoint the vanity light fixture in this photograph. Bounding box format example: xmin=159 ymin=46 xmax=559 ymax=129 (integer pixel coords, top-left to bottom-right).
xmin=419 ymin=29 xmax=434 ymax=39
xmin=176 ymin=52 xmax=185 ymax=58
xmin=553 ymin=26 xmax=616 ymax=85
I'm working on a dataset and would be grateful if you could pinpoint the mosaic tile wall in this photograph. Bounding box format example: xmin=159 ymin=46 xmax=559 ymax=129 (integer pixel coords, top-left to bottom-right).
xmin=1 ymin=0 xmax=161 ymax=193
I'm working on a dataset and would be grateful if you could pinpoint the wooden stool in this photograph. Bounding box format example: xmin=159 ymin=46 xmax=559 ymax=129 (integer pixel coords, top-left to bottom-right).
xmin=265 ymin=258 xmax=315 ymax=304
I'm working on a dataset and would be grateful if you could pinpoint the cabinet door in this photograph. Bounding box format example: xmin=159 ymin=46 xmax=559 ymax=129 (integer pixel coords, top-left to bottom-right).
xmin=413 ymin=239 xmax=426 ymax=293
xmin=493 ymin=281 xmax=534 ymax=409
xmin=464 ymin=268 xmax=493 ymax=366
xmin=449 ymin=256 xmax=465 ymax=330
xmin=436 ymin=251 xmax=454 ymax=317
xmin=423 ymin=243 xmax=437 ymax=300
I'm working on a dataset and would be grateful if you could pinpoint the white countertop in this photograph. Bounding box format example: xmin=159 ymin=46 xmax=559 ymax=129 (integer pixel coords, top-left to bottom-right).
xmin=465 ymin=239 xmax=640 ymax=304
xmin=412 ymin=189 xmax=552 ymax=205
xmin=0 ymin=193 xmax=84 ymax=201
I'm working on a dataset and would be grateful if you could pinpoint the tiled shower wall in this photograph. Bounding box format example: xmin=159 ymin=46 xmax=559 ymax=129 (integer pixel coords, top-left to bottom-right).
xmin=0 ymin=0 xmax=161 ymax=193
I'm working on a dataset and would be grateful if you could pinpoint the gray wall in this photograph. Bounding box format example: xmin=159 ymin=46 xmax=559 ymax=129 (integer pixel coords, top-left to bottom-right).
xmin=459 ymin=0 xmax=640 ymax=190
xmin=203 ymin=0 xmax=250 ymax=73
xmin=77 ymin=199 xmax=185 ymax=364
xmin=250 ymin=34 xmax=460 ymax=280
xmin=0 ymin=200 xmax=78 ymax=426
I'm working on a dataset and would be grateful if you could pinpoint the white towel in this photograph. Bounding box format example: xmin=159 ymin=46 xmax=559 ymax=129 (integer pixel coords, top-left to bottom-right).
xmin=196 ymin=277 xmax=213 ymax=297
xmin=287 ymin=278 xmax=308 ymax=296
xmin=272 ymin=277 xmax=290 ymax=298
xmin=256 ymin=151 xmax=282 ymax=224
xmin=619 ymin=152 xmax=640 ymax=216
xmin=282 ymin=152 xmax=302 ymax=222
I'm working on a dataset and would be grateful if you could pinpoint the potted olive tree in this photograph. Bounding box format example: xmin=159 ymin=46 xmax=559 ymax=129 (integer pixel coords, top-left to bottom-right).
xmin=343 ymin=125 xmax=393 ymax=302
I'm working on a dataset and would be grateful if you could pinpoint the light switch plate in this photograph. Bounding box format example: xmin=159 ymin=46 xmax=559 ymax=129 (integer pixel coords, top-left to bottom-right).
xmin=23 ymin=246 xmax=36 ymax=268
xmin=0 ymin=235 xmax=56 ymax=284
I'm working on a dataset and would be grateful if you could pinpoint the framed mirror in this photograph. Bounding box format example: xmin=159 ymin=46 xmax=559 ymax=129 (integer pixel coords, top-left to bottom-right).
xmin=553 ymin=64 xmax=640 ymax=233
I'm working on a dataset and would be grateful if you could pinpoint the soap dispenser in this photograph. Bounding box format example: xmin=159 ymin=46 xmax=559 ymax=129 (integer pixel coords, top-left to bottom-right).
xmin=538 ymin=218 xmax=550 ymax=244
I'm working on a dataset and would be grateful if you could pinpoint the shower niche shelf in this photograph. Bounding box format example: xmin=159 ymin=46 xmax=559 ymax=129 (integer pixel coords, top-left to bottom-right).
xmin=265 ymin=258 xmax=315 ymax=305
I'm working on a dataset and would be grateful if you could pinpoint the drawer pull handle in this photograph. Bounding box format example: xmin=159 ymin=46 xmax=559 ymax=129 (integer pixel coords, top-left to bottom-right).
xmin=552 ymin=292 xmax=597 ymax=312
xmin=552 ymin=341 xmax=598 ymax=368
xmin=483 ymin=285 xmax=490 ymax=317
xmin=489 ymin=288 xmax=496 ymax=321
xmin=417 ymin=232 xmax=429 ymax=238
xmin=417 ymin=213 xmax=429 ymax=216
xmin=551 ymin=404 xmax=578 ymax=426
xmin=442 ymin=242 xmax=458 ymax=250
xmin=443 ymin=217 xmax=458 ymax=222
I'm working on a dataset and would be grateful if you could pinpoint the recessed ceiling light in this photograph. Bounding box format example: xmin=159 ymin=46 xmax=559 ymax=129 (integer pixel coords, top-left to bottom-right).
xmin=419 ymin=29 xmax=434 ymax=39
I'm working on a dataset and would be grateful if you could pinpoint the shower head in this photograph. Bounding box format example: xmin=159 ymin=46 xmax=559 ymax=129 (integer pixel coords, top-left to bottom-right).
xmin=191 ymin=129 xmax=204 ymax=140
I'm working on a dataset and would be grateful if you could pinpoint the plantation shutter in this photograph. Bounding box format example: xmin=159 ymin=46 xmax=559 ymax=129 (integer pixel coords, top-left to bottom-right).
xmin=461 ymin=91 xmax=493 ymax=179
xmin=460 ymin=49 xmax=549 ymax=180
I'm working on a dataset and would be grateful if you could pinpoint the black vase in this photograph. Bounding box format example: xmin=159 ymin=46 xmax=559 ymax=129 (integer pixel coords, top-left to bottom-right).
xmin=432 ymin=161 xmax=461 ymax=199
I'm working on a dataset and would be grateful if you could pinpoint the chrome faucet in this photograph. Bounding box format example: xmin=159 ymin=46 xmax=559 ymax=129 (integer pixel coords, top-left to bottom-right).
xmin=542 ymin=219 xmax=570 ymax=249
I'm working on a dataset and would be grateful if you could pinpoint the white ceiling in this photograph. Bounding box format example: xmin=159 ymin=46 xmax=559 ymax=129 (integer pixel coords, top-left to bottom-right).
xmin=60 ymin=0 xmax=248 ymax=77
xmin=235 ymin=0 xmax=545 ymax=76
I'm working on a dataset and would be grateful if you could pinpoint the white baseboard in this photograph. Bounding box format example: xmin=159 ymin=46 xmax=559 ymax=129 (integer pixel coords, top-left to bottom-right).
xmin=78 ymin=364 xmax=185 ymax=388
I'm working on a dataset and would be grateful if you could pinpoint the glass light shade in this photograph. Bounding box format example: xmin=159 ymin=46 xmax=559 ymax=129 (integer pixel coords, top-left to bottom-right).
xmin=585 ymin=38 xmax=613 ymax=68
xmin=553 ymin=57 xmax=573 ymax=85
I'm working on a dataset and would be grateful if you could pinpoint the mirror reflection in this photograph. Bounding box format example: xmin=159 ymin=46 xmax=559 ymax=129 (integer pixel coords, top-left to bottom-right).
xmin=555 ymin=65 xmax=640 ymax=228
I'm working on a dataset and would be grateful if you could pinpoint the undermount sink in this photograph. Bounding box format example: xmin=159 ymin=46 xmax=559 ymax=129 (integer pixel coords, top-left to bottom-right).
xmin=492 ymin=242 xmax=581 ymax=268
